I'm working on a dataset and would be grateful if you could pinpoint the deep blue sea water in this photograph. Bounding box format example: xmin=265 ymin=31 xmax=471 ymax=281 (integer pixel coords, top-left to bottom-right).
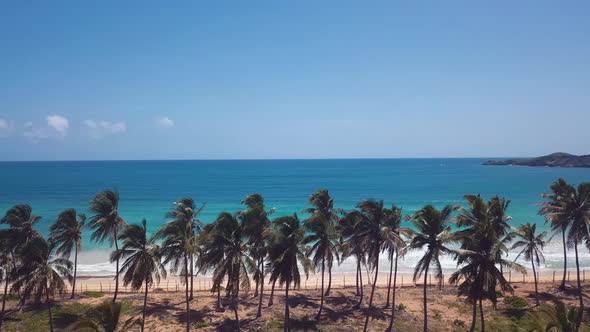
xmin=1 ymin=159 xmax=589 ymax=274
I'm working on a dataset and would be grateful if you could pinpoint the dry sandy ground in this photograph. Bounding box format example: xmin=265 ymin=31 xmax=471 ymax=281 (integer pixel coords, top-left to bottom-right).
xmin=2 ymin=279 xmax=589 ymax=331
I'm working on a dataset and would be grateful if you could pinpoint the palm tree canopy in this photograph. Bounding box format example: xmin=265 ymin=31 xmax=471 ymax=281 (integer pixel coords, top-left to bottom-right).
xmin=49 ymin=209 xmax=85 ymax=258
xmin=510 ymin=222 xmax=547 ymax=266
xmin=112 ymin=219 xmax=166 ymax=290
xmin=88 ymin=190 xmax=125 ymax=245
xmin=0 ymin=204 xmax=42 ymax=249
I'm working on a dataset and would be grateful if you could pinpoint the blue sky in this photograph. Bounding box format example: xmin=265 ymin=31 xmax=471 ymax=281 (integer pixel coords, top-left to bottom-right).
xmin=1 ymin=1 xmax=589 ymax=160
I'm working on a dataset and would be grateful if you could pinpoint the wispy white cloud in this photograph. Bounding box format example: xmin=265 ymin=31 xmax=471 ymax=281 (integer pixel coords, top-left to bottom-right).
xmin=155 ymin=116 xmax=175 ymax=128
xmin=84 ymin=120 xmax=127 ymax=139
xmin=0 ymin=118 xmax=13 ymax=137
xmin=47 ymin=115 xmax=69 ymax=136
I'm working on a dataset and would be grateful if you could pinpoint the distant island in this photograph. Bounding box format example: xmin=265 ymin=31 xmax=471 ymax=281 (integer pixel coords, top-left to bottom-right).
xmin=483 ymin=152 xmax=590 ymax=168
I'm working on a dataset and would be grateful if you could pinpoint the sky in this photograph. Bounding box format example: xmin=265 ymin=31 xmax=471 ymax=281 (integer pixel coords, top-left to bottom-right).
xmin=1 ymin=1 xmax=589 ymax=161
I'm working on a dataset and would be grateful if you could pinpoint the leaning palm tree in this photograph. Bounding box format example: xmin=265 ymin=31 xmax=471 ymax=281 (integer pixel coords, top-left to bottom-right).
xmin=267 ymin=214 xmax=311 ymax=332
xmin=88 ymin=190 xmax=126 ymax=303
xmin=510 ymin=223 xmax=547 ymax=305
xmin=11 ymin=236 xmax=72 ymax=332
xmin=239 ymin=193 xmax=272 ymax=318
xmin=155 ymin=206 xmax=195 ymax=332
xmin=205 ymin=212 xmax=253 ymax=331
xmin=409 ymin=205 xmax=456 ymax=332
xmin=539 ymin=178 xmax=573 ymax=291
xmin=302 ymin=189 xmax=343 ymax=296
xmin=0 ymin=204 xmax=42 ymax=250
xmin=0 ymin=246 xmax=15 ymax=332
xmin=112 ymin=220 xmax=165 ymax=332
xmin=49 ymin=208 xmax=85 ymax=299
xmin=302 ymin=191 xmax=341 ymax=320
xmin=68 ymin=301 xmax=122 ymax=332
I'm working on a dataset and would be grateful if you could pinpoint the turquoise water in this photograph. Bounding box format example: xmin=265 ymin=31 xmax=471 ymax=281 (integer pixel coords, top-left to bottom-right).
xmin=1 ymin=159 xmax=589 ymax=274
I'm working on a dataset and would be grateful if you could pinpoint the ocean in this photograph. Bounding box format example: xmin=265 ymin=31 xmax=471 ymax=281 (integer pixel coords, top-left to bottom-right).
xmin=1 ymin=158 xmax=589 ymax=276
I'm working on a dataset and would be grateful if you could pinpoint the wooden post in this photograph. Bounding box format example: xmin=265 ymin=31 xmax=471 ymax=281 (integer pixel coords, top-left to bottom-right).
xmin=553 ymin=271 xmax=555 ymax=283
xmin=176 ymin=282 xmax=178 ymax=292
xmin=343 ymin=273 xmax=345 ymax=288
xmin=167 ymin=280 xmax=169 ymax=292
xmin=109 ymin=283 xmax=111 ymax=292
xmin=523 ymin=273 xmax=525 ymax=283
xmin=315 ymin=279 xmax=318 ymax=290
xmin=100 ymin=282 xmax=102 ymax=293
xmin=509 ymin=270 xmax=511 ymax=283
xmin=584 ymin=269 xmax=586 ymax=281
xmin=401 ymin=275 xmax=403 ymax=288
xmin=568 ymin=271 xmax=571 ymax=282
xmin=429 ymin=274 xmax=432 ymax=287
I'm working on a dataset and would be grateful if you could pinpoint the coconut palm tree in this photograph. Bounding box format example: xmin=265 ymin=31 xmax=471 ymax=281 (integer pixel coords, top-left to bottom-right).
xmin=49 ymin=209 xmax=85 ymax=299
xmin=10 ymin=236 xmax=72 ymax=332
xmin=165 ymin=198 xmax=203 ymax=301
xmin=488 ymin=196 xmax=512 ymax=276
xmin=339 ymin=212 xmax=366 ymax=304
xmin=267 ymin=214 xmax=311 ymax=332
xmin=205 ymin=212 xmax=254 ymax=330
xmin=303 ymin=211 xmax=339 ymax=320
xmin=112 ymin=219 xmax=165 ymax=332
xmin=156 ymin=200 xmax=198 ymax=332
xmin=409 ymin=205 xmax=456 ymax=332
xmin=88 ymin=190 xmax=126 ymax=303
xmin=510 ymin=223 xmax=547 ymax=305
xmin=0 ymin=247 xmax=14 ymax=332
xmin=302 ymin=189 xmax=343 ymax=296
xmin=0 ymin=204 xmax=42 ymax=249
xmin=239 ymin=193 xmax=272 ymax=318
xmin=68 ymin=301 xmax=122 ymax=332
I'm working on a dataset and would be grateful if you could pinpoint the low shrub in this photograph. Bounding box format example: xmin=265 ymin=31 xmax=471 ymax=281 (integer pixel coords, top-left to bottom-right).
xmin=504 ymin=296 xmax=528 ymax=309
xmin=82 ymin=291 xmax=104 ymax=298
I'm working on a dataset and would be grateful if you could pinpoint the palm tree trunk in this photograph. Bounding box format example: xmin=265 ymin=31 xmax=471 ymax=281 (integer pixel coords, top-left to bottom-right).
xmin=46 ymin=285 xmax=54 ymax=332
xmin=355 ymin=258 xmax=364 ymax=308
xmin=316 ymin=257 xmax=325 ymax=320
xmin=356 ymin=260 xmax=360 ymax=296
xmin=387 ymin=252 xmax=399 ymax=331
xmin=479 ymin=298 xmax=484 ymax=332
xmin=234 ymin=268 xmax=240 ymax=331
xmin=531 ymin=259 xmax=539 ymax=306
xmin=71 ymin=244 xmax=78 ymax=299
xmin=1 ymin=274 xmax=9 ymax=332
xmin=560 ymin=229 xmax=567 ymax=290
xmin=469 ymin=300 xmax=477 ymax=332
xmin=113 ymin=228 xmax=120 ymax=303
xmin=268 ymin=278 xmax=277 ymax=306
xmin=385 ymin=250 xmax=393 ymax=308
xmin=574 ymin=240 xmax=583 ymax=330
xmin=253 ymin=260 xmax=260 ymax=298
xmin=142 ymin=280 xmax=148 ymax=332
xmin=422 ymin=266 xmax=429 ymax=332
xmin=325 ymin=264 xmax=332 ymax=296
xmin=189 ymin=254 xmax=194 ymax=301
xmin=284 ymin=281 xmax=290 ymax=332
xmin=363 ymin=259 xmax=379 ymax=332
xmin=256 ymin=259 xmax=264 ymax=318
xmin=216 ymin=285 xmax=221 ymax=311
xmin=184 ymin=254 xmax=190 ymax=332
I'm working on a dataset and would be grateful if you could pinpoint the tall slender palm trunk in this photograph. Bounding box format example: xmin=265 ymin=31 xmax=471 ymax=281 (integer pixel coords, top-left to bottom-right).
xmin=479 ymin=298 xmax=485 ymax=332
xmin=216 ymin=285 xmax=221 ymax=311
xmin=142 ymin=280 xmax=149 ymax=332
xmin=531 ymin=259 xmax=539 ymax=305
xmin=355 ymin=258 xmax=364 ymax=308
xmin=184 ymin=254 xmax=190 ymax=332
xmin=268 ymin=279 xmax=277 ymax=306
xmin=574 ymin=240 xmax=583 ymax=330
xmin=363 ymin=259 xmax=379 ymax=332
xmin=256 ymin=260 xmax=264 ymax=318
xmin=234 ymin=268 xmax=240 ymax=331
xmin=71 ymin=244 xmax=78 ymax=299
xmin=387 ymin=252 xmax=399 ymax=331
xmin=1 ymin=275 xmax=9 ymax=331
xmin=189 ymin=255 xmax=194 ymax=301
xmin=356 ymin=261 xmax=360 ymax=295
xmin=316 ymin=258 xmax=325 ymax=320
xmin=113 ymin=228 xmax=120 ymax=303
xmin=385 ymin=250 xmax=393 ymax=308
xmin=284 ymin=281 xmax=290 ymax=332
xmin=422 ymin=265 xmax=429 ymax=332
xmin=469 ymin=300 xmax=477 ymax=332
xmin=560 ymin=229 xmax=567 ymax=290
xmin=46 ymin=285 xmax=54 ymax=332
xmin=325 ymin=265 xmax=332 ymax=296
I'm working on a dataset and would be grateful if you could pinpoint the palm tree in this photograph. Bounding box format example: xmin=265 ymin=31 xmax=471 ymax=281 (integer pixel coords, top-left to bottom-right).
xmin=510 ymin=223 xmax=547 ymax=305
xmin=526 ymin=301 xmax=580 ymax=332
xmin=539 ymin=179 xmax=590 ymax=328
xmin=205 ymin=212 xmax=253 ymax=330
xmin=68 ymin=301 xmax=122 ymax=332
xmin=409 ymin=205 xmax=456 ymax=332
xmin=0 ymin=204 xmax=42 ymax=249
xmin=488 ymin=196 xmax=512 ymax=276
xmin=11 ymin=236 xmax=72 ymax=332
xmin=49 ymin=209 xmax=85 ymax=299
xmin=302 ymin=189 xmax=343 ymax=296
xmin=267 ymin=214 xmax=311 ymax=332
xmin=88 ymin=190 xmax=126 ymax=303
xmin=112 ymin=219 xmax=165 ymax=332
xmin=0 ymin=247 xmax=14 ymax=332
xmin=302 ymin=190 xmax=341 ymax=320
xmin=452 ymin=194 xmax=524 ymax=332
xmin=338 ymin=212 xmax=366 ymax=304
xmin=156 ymin=200 xmax=197 ymax=332
xmin=239 ymin=193 xmax=272 ymax=318
xmin=165 ymin=198 xmax=202 ymax=301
